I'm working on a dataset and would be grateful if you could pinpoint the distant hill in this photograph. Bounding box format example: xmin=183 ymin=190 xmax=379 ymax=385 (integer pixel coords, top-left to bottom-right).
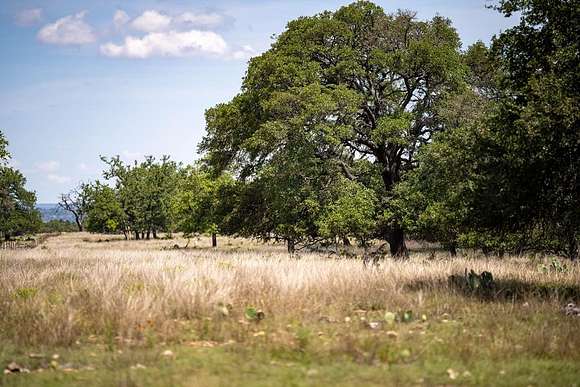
xmin=37 ymin=203 xmax=75 ymax=222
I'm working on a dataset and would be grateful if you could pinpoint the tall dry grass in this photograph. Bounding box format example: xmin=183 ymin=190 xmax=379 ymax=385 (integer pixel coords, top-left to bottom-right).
xmin=0 ymin=233 xmax=578 ymax=351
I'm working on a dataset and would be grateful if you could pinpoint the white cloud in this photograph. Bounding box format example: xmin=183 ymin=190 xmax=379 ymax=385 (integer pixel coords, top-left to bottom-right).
xmin=113 ymin=10 xmax=130 ymax=28
xmin=100 ymin=29 xmax=228 ymax=59
xmin=15 ymin=8 xmax=43 ymax=26
xmin=35 ymin=160 xmax=60 ymax=172
xmin=47 ymin=174 xmax=72 ymax=184
xmin=232 ymin=44 xmax=256 ymax=60
xmin=37 ymin=11 xmax=95 ymax=45
xmin=77 ymin=162 xmax=89 ymax=171
xmin=176 ymin=12 xmax=224 ymax=29
xmin=131 ymin=10 xmax=171 ymax=32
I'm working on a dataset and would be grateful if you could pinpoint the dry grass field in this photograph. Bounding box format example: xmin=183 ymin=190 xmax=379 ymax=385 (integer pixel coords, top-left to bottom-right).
xmin=1 ymin=233 xmax=579 ymax=386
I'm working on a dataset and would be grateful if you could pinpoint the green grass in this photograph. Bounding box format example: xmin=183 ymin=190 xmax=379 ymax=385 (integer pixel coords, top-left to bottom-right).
xmin=2 ymin=343 xmax=579 ymax=387
xmin=2 ymin=305 xmax=579 ymax=387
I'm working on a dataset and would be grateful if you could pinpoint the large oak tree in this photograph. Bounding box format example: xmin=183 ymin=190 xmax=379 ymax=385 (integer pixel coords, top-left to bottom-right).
xmin=200 ymin=1 xmax=465 ymax=256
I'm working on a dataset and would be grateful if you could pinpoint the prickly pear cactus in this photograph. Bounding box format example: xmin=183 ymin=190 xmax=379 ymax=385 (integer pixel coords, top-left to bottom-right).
xmin=448 ymin=269 xmax=495 ymax=297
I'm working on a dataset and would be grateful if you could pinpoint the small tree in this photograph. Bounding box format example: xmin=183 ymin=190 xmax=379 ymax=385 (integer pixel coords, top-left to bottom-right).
xmin=85 ymin=182 xmax=127 ymax=236
xmin=172 ymin=167 xmax=236 ymax=248
xmin=58 ymin=183 xmax=92 ymax=231
xmin=101 ymin=155 xmax=179 ymax=240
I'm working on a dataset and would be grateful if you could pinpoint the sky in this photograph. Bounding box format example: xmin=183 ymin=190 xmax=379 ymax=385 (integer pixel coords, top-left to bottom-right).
xmin=0 ymin=0 xmax=518 ymax=203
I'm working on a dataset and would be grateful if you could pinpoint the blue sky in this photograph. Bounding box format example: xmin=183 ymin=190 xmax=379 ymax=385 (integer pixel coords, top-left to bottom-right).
xmin=0 ymin=0 xmax=518 ymax=202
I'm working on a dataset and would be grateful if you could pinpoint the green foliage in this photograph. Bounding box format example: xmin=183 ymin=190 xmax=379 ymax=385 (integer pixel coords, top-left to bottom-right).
xmin=85 ymin=182 xmax=126 ymax=234
xmin=199 ymin=2 xmax=466 ymax=255
xmin=13 ymin=287 xmax=38 ymax=301
xmin=448 ymin=270 xmax=495 ymax=296
xmin=538 ymin=257 xmax=569 ymax=274
xmin=0 ymin=134 xmax=9 ymax=161
xmin=393 ymin=1 xmax=579 ymax=259
xmin=244 ymin=307 xmax=265 ymax=321
xmin=100 ymin=155 xmax=180 ymax=239
xmin=41 ymin=219 xmax=78 ymax=233
xmin=295 ymin=327 xmax=311 ymax=351
xmin=0 ymin=131 xmax=41 ymax=239
xmin=401 ymin=310 xmax=413 ymax=323
xmin=172 ymin=167 xmax=237 ymax=241
xmin=479 ymin=0 xmax=579 ymax=258
xmin=316 ymin=178 xmax=377 ymax=244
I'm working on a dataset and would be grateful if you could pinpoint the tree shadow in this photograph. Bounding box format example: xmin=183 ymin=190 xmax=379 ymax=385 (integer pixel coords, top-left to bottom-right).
xmin=405 ymin=277 xmax=580 ymax=303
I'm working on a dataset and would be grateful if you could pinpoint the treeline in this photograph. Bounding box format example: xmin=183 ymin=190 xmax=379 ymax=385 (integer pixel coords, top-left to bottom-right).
xmin=59 ymin=157 xmax=236 ymax=246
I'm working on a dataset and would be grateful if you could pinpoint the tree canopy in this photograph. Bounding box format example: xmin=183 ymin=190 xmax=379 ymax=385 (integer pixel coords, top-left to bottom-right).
xmin=0 ymin=131 xmax=41 ymax=239
xmin=393 ymin=0 xmax=579 ymax=259
xmin=200 ymin=1 xmax=466 ymax=255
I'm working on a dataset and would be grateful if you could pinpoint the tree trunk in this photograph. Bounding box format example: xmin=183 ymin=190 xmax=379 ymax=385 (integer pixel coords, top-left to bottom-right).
xmin=135 ymin=231 xmax=140 ymax=240
xmin=389 ymin=223 xmax=408 ymax=258
xmin=378 ymin=159 xmax=408 ymax=258
xmin=447 ymin=243 xmax=457 ymax=257
xmin=569 ymin=236 xmax=578 ymax=262
xmin=74 ymin=215 xmax=83 ymax=232
xmin=211 ymin=233 xmax=217 ymax=248
xmin=141 ymin=232 xmax=145 ymax=240
xmin=146 ymin=230 xmax=151 ymax=240
xmin=287 ymin=238 xmax=295 ymax=254
xmin=342 ymin=236 xmax=351 ymax=246
xmin=153 ymin=230 xmax=158 ymax=239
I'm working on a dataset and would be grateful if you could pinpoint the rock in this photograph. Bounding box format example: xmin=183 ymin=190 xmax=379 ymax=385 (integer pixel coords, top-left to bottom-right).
xmin=161 ymin=350 xmax=174 ymax=357
xmin=368 ymin=321 xmax=380 ymax=330
xmin=447 ymin=368 xmax=458 ymax=380
xmin=217 ymin=305 xmax=229 ymax=317
xmin=318 ymin=315 xmax=336 ymax=323
xmin=5 ymin=362 xmax=30 ymax=373
xmin=386 ymin=330 xmax=398 ymax=338
xmin=306 ymin=369 xmax=319 ymax=377
xmin=563 ymin=303 xmax=580 ymax=316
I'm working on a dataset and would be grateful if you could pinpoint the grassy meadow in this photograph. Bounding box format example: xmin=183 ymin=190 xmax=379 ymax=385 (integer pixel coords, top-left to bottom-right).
xmin=1 ymin=233 xmax=579 ymax=386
